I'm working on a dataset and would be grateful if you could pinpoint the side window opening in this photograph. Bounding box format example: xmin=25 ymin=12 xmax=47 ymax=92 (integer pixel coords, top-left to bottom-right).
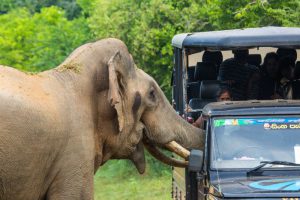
xmin=185 ymin=48 xmax=300 ymax=122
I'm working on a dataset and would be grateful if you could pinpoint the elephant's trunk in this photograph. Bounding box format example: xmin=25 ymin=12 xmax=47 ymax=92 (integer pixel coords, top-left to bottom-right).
xmin=142 ymin=101 xmax=205 ymax=156
xmin=170 ymin=112 xmax=205 ymax=150
xmin=143 ymin=125 xmax=201 ymax=168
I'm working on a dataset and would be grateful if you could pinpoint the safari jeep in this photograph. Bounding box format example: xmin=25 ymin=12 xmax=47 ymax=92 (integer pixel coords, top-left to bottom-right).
xmin=171 ymin=27 xmax=300 ymax=200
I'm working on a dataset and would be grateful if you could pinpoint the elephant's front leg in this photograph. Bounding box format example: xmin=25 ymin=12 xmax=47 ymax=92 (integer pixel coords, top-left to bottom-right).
xmin=46 ymin=166 xmax=94 ymax=200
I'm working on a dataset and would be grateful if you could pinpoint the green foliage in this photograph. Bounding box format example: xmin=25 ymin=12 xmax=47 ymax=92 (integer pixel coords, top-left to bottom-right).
xmin=88 ymin=0 xmax=300 ymax=98
xmin=94 ymin=166 xmax=171 ymax=200
xmin=0 ymin=0 xmax=82 ymax=19
xmin=94 ymin=152 xmax=172 ymax=200
xmin=76 ymin=0 xmax=97 ymax=16
xmin=213 ymin=0 xmax=300 ymax=29
xmin=88 ymin=0 xmax=192 ymax=98
xmin=2 ymin=0 xmax=299 ymax=96
xmin=94 ymin=152 xmax=171 ymax=179
xmin=0 ymin=6 xmax=90 ymax=71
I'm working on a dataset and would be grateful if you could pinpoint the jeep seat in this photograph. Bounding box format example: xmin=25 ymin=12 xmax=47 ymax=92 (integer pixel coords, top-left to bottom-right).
xmin=295 ymin=61 xmax=300 ymax=79
xmin=247 ymin=54 xmax=262 ymax=67
xmin=203 ymin=51 xmax=223 ymax=66
xmin=187 ymin=66 xmax=196 ymax=82
xmin=200 ymin=80 xmax=221 ymax=100
xmin=203 ymin=51 xmax=223 ymax=72
xmin=188 ymin=80 xmax=221 ymax=120
xmin=188 ymin=98 xmax=210 ymax=120
xmin=189 ymin=98 xmax=211 ymax=110
xmin=194 ymin=62 xmax=217 ymax=81
xmin=186 ymin=81 xmax=201 ymax=103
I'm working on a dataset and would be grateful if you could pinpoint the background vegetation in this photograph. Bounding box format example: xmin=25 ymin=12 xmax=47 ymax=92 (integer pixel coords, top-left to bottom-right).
xmin=1 ymin=0 xmax=299 ymax=96
xmin=0 ymin=0 xmax=299 ymax=199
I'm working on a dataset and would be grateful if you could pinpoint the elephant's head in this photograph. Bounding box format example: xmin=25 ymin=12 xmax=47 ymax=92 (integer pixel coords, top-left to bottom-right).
xmin=99 ymin=49 xmax=204 ymax=173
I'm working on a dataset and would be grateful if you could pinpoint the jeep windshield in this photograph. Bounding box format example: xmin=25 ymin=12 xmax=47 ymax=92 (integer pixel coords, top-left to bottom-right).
xmin=211 ymin=116 xmax=300 ymax=169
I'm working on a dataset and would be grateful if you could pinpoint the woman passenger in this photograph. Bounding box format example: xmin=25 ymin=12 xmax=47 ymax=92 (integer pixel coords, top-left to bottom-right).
xmin=258 ymin=52 xmax=281 ymax=100
xmin=277 ymin=56 xmax=299 ymax=99
xmin=193 ymin=88 xmax=231 ymax=128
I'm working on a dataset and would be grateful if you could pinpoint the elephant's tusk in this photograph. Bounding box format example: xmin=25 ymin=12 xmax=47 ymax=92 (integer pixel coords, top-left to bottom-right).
xmin=165 ymin=141 xmax=190 ymax=160
xmin=143 ymin=140 xmax=188 ymax=168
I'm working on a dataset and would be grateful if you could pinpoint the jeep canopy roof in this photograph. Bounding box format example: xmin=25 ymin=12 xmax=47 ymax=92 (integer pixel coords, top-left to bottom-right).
xmin=202 ymin=100 xmax=300 ymax=117
xmin=172 ymin=27 xmax=300 ymax=51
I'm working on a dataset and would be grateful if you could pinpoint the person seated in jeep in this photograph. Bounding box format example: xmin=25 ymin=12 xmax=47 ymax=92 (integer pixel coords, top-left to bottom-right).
xmin=193 ymin=88 xmax=232 ymax=128
xmin=218 ymin=49 xmax=259 ymax=100
xmin=258 ymin=52 xmax=281 ymax=100
xmin=277 ymin=48 xmax=297 ymax=64
xmin=277 ymin=56 xmax=300 ymax=99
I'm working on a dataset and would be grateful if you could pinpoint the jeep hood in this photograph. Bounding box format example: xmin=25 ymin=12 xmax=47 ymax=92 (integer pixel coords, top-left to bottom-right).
xmin=210 ymin=176 xmax=300 ymax=198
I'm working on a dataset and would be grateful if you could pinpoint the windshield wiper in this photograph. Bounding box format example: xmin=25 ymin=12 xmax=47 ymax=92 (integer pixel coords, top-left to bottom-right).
xmin=247 ymin=161 xmax=300 ymax=176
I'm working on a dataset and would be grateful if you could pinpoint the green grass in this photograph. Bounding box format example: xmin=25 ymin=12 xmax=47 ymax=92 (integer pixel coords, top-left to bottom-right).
xmin=94 ymin=157 xmax=172 ymax=200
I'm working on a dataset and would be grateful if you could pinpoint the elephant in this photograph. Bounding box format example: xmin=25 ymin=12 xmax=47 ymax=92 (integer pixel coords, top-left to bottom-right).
xmin=0 ymin=38 xmax=204 ymax=200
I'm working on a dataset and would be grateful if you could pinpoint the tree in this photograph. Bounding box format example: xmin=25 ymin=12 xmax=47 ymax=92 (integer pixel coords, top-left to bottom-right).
xmin=0 ymin=6 xmax=91 ymax=71
xmin=88 ymin=0 xmax=300 ymax=98
xmin=76 ymin=0 xmax=97 ymax=16
xmin=210 ymin=0 xmax=300 ymax=29
xmin=1 ymin=0 xmax=299 ymax=95
xmin=88 ymin=0 xmax=212 ymax=98
xmin=0 ymin=0 xmax=83 ymax=19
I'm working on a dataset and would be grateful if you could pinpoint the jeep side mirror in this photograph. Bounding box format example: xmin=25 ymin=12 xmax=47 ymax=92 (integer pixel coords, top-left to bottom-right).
xmin=188 ymin=149 xmax=203 ymax=172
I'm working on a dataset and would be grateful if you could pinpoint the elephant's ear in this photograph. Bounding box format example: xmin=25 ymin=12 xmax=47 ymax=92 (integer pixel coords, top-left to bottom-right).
xmin=107 ymin=51 xmax=125 ymax=133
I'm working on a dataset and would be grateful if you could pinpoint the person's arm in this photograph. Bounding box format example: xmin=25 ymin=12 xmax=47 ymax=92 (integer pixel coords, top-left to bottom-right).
xmin=192 ymin=115 xmax=204 ymax=129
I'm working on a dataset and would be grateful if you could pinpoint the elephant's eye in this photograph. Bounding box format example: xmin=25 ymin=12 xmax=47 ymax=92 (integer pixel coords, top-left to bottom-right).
xmin=149 ymin=89 xmax=155 ymax=101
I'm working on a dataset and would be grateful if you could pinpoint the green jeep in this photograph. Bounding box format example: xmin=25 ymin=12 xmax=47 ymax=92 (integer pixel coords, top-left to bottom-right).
xmin=171 ymin=27 xmax=300 ymax=200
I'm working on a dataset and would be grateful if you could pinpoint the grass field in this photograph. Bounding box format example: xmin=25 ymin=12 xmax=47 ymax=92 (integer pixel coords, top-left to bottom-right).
xmin=94 ymin=158 xmax=172 ymax=200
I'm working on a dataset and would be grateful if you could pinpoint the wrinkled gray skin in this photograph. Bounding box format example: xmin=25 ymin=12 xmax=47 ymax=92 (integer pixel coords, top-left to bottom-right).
xmin=0 ymin=38 xmax=204 ymax=200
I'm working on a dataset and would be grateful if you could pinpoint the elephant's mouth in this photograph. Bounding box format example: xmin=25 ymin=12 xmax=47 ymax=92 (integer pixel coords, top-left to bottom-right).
xmin=129 ymin=123 xmax=191 ymax=174
xmin=143 ymin=138 xmax=190 ymax=168
xmin=142 ymin=127 xmax=190 ymax=168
